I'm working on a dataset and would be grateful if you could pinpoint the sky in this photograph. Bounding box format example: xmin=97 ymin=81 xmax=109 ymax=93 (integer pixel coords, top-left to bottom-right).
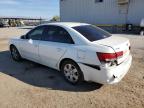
xmin=0 ymin=0 xmax=59 ymax=19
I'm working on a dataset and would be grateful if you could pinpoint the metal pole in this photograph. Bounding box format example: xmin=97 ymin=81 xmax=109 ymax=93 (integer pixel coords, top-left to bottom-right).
xmin=126 ymin=0 xmax=130 ymax=24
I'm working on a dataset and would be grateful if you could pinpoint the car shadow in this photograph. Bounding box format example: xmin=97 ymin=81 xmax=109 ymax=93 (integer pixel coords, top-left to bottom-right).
xmin=0 ymin=51 xmax=103 ymax=92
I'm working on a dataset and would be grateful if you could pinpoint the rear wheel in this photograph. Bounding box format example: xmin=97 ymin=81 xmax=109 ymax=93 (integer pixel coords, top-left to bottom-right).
xmin=10 ymin=45 xmax=22 ymax=61
xmin=61 ymin=60 xmax=83 ymax=85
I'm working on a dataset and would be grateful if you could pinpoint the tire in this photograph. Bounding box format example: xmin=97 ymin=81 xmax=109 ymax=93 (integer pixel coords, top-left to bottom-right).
xmin=10 ymin=45 xmax=22 ymax=61
xmin=61 ymin=60 xmax=84 ymax=85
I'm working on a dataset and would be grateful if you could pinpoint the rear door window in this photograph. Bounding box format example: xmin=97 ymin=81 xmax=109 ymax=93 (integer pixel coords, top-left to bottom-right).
xmin=73 ymin=25 xmax=111 ymax=41
xmin=43 ymin=25 xmax=74 ymax=44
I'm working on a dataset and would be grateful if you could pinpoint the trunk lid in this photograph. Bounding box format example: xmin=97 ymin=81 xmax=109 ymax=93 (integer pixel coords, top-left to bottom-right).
xmin=92 ymin=35 xmax=130 ymax=64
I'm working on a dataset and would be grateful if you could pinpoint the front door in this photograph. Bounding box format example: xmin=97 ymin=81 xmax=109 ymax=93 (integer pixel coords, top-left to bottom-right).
xmin=19 ymin=26 xmax=45 ymax=62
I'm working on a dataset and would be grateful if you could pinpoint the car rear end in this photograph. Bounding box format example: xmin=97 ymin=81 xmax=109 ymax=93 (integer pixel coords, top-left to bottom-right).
xmin=72 ymin=25 xmax=132 ymax=84
xmin=86 ymin=36 xmax=132 ymax=84
xmin=96 ymin=37 xmax=132 ymax=84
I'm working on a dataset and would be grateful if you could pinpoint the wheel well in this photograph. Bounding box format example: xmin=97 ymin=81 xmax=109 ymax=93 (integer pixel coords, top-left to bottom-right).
xmin=10 ymin=44 xmax=15 ymax=50
xmin=10 ymin=44 xmax=19 ymax=53
xmin=59 ymin=58 xmax=78 ymax=70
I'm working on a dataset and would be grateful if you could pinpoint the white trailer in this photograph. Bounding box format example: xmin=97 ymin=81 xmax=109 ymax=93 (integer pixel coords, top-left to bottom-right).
xmin=60 ymin=0 xmax=144 ymax=26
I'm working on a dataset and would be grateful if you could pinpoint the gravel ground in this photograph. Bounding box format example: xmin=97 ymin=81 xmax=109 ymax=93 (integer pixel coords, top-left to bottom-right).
xmin=0 ymin=27 xmax=144 ymax=108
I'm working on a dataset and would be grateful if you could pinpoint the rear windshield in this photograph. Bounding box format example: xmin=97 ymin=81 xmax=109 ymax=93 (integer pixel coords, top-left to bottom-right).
xmin=73 ymin=25 xmax=111 ymax=42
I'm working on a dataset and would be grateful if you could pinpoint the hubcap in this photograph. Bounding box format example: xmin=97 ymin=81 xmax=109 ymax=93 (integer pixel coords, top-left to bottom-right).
xmin=64 ymin=64 xmax=79 ymax=83
xmin=11 ymin=48 xmax=18 ymax=59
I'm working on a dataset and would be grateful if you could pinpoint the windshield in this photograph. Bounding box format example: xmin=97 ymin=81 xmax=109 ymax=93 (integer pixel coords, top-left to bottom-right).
xmin=73 ymin=25 xmax=112 ymax=42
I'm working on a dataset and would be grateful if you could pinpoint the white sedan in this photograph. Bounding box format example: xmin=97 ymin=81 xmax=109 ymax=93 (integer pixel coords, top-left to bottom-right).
xmin=9 ymin=22 xmax=132 ymax=85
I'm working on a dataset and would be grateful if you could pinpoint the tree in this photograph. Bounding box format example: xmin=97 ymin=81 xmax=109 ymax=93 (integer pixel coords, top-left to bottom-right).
xmin=50 ymin=16 xmax=60 ymax=22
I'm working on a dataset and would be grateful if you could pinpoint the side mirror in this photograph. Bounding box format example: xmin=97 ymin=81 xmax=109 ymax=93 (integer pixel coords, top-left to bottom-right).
xmin=21 ymin=35 xmax=26 ymax=39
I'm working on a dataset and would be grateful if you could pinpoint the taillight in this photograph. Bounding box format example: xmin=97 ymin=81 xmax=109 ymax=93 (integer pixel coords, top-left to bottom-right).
xmin=97 ymin=51 xmax=123 ymax=62
xmin=97 ymin=51 xmax=123 ymax=67
xmin=97 ymin=53 xmax=117 ymax=62
xmin=116 ymin=51 xmax=123 ymax=58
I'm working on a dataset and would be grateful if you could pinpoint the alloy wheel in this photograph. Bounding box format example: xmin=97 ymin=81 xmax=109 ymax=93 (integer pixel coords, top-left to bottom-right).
xmin=63 ymin=64 xmax=79 ymax=83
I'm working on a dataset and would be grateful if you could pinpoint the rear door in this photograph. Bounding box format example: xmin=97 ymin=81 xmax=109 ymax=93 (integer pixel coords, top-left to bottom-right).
xmin=19 ymin=26 xmax=45 ymax=62
xmin=39 ymin=25 xmax=74 ymax=69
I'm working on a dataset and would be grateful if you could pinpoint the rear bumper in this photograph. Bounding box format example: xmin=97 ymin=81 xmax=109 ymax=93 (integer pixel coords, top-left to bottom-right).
xmin=78 ymin=55 xmax=132 ymax=84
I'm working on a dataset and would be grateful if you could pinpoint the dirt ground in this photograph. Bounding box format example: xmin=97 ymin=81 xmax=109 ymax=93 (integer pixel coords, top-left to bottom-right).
xmin=0 ymin=27 xmax=144 ymax=108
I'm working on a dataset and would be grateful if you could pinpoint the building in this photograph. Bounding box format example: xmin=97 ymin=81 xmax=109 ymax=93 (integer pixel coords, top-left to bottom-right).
xmin=60 ymin=0 xmax=144 ymax=27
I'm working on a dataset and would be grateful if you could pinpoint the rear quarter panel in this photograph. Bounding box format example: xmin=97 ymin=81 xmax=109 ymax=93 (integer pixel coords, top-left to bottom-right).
xmin=58 ymin=44 xmax=115 ymax=70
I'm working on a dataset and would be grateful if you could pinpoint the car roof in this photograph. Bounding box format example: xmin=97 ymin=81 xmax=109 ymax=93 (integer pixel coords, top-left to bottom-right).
xmin=42 ymin=22 xmax=90 ymax=28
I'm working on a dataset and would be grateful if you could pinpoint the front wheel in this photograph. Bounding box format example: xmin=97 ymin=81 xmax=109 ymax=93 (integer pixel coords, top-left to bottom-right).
xmin=10 ymin=45 xmax=22 ymax=61
xmin=61 ymin=60 xmax=84 ymax=85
